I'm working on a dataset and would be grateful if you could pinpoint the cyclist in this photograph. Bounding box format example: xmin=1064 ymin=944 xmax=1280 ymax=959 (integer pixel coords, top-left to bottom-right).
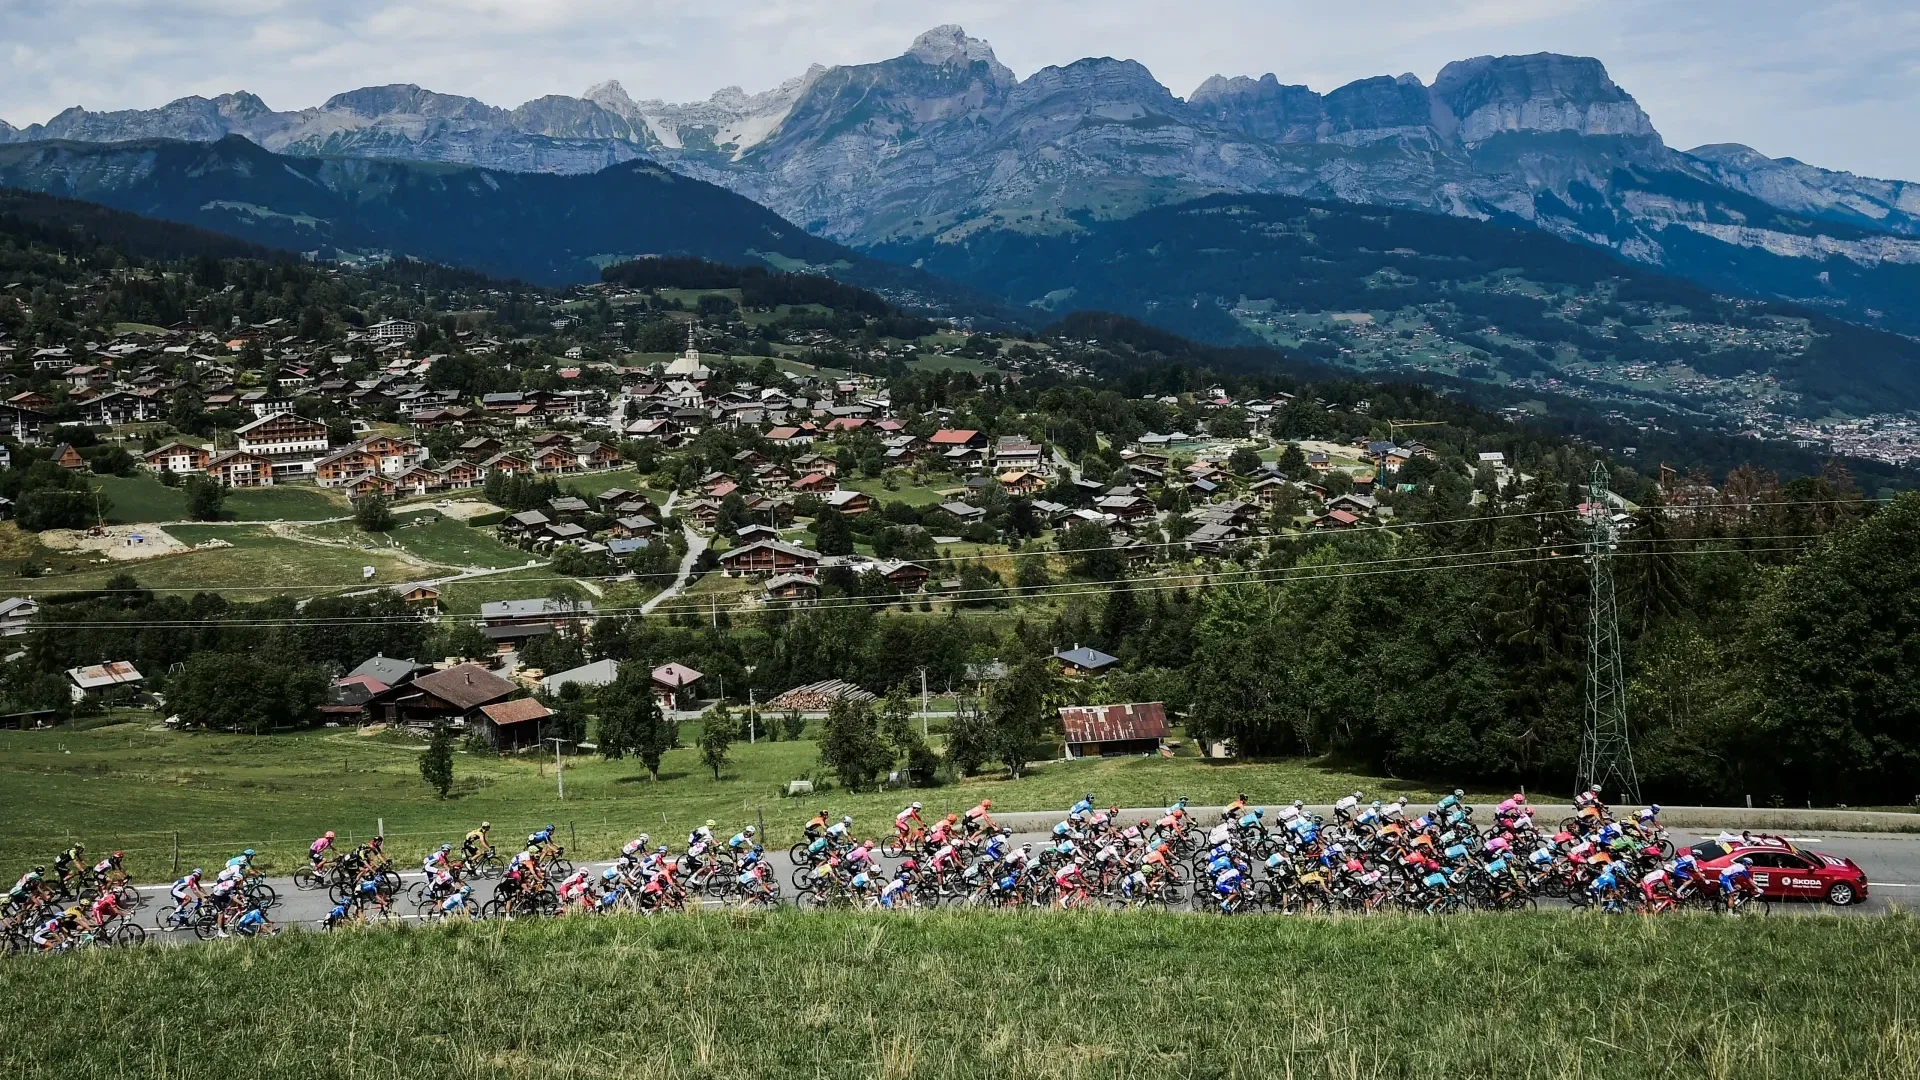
xmin=33 ymin=906 xmax=84 ymax=952
xmin=894 ymin=801 xmax=925 ymax=839
xmin=880 ymin=865 xmax=913 ymax=909
xmin=927 ymin=813 xmax=958 ymax=847
xmin=7 ymin=866 xmax=47 ymax=909
xmin=803 ymin=810 xmax=831 ymax=842
xmin=462 ymin=822 xmax=493 ymax=861
xmin=232 ymin=903 xmax=275 ymax=938
xmin=1070 ymin=793 xmax=1097 ymax=818
xmin=86 ymin=888 xmax=125 ymax=933
xmin=320 ymin=899 xmax=355 ymax=931
xmin=963 ymin=799 xmax=995 ymax=836
xmin=619 ymin=833 xmax=651 ymax=869
xmin=726 ymin=826 xmax=757 ymax=858
xmin=52 ymin=842 xmax=86 ymax=892
xmin=1638 ymin=864 xmax=1673 ymax=908
xmin=1224 ymin=793 xmax=1251 ymax=820
xmin=167 ymin=868 xmax=205 ymax=916
xmin=436 ymin=884 xmax=475 ymax=919
xmin=309 ymin=830 xmax=337 ymax=870
xmin=1051 ymin=858 xmax=1088 ymax=908
xmin=825 ymin=815 xmax=853 ymax=844
xmin=89 ymin=851 xmax=127 ymax=890
xmin=1333 ymin=790 xmax=1363 ymax=823
xmin=1719 ymin=856 xmax=1757 ymax=905
xmin=528 ymin=824 xmax=558 ymax=853
xmin=1588 ymin=861 xmax=1625 ymax=910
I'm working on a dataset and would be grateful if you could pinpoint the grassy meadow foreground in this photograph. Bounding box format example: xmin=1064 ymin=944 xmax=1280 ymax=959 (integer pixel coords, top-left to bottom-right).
xmin=0 ymin=717 xmax=1450 ymax=874
xmin=2 ymin=911 xmax=1917 ymax=1079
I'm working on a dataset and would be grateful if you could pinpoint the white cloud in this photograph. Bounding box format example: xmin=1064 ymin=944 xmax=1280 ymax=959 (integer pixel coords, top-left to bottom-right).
xmin=0 ymin=0 xmax=1914 ymax=178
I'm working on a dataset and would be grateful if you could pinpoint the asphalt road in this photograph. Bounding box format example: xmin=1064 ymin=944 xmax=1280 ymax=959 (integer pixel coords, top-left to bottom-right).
xmin=130 ymin=827 xmax=1920 ymax=938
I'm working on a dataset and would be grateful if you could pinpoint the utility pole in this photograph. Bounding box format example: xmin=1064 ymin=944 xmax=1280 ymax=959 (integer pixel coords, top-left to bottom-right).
xmin=1577 ymin=462 xmax=1641 ymax=804
xmin=546 ymin=737 xmax=570 ymax=801
xmin=748 ymin=686 xmax=756 ymax=744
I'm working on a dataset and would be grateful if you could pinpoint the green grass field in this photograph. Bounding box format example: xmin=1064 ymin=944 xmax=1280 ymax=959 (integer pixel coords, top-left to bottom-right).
xmin=561 ymin=470 xmax=666 ymax=502
xmin=295 ymin=511 xmax=530 ymax=572
xmin=1 ymin=912 xmax=1915 ymax=1079
xmin=435 ymin=566 xmax=593 ymax=614
xmin=0 ymin=718 xmax=1443 ymax=876
xmin=2 ymin=525 xmax=423 ymax=597
xmin=846 ymin=474 xmax=963 ymax=508
xmin=91 ymin=474 xmax=350 ymax=524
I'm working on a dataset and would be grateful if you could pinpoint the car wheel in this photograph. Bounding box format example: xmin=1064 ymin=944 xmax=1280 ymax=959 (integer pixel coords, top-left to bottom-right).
xmin=1828 ymin=882 xmax=1857 ymax=906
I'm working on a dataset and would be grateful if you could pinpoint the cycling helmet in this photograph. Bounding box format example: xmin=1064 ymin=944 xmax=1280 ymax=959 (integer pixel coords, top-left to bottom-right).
xmin=901 ymin=858 xmax=917 ymax=870
xmin=1370 ymin=801 xmax=1381 ymax=809
xmin=480 ymin=821 xmax=491 ymax=830
xmin=982 ymin=799 xmax=992 ymax=808
xmin=190 ymin=867 xmax=202 ymax=876
xmin=911 ymin=801 xmax=923 ymax=810
xmin=1291 ymin=800 xmax=1303 ymax=809
xmin=1021 ymin=843 xmax=1033 ymax=852
xmin=324 ymin=831 xmax=335 ymax=840
xmin=654 ymin=845 xmax=669 ymax=855
xmin=1650 ymin=804 xmax=1662 ymax=814
xmin=1737 ymin=856 xmax=1754 ymax=866
xmin=1253 ymin=808 xmax=1265 ymax=819
xmin=705 ymin=819 xmax=716 ymax=829
xmin=637 ymin=833 xmax=650 ymax=846
xmin=602 ymin=868 xmax=619 ymax=882
xmin=1086 ymin=792 xmax=1095 ymax=802
xmin=998 ymin=826 xmax=1011 ymax=836
xmin=111 ymin=851 xmax=124 ymax=859
xmin=743 ymin=826 xmax=756 ymax=836
xmin=841 ymin=815 xmax=852 ymax=825
xmin=547 ymin=824 xmax=557 ymax=831
xmin=440 ymin=843 xmax=452 ymax=852
xmin=243 ymin=848 xmax=255 ymax=858
xmin=33 ymin=865 xmax=44 ymax=873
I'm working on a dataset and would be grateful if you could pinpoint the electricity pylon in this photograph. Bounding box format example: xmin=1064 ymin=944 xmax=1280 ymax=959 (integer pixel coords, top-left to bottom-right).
xmin=1577 ymin=462 xmax=1641 ymax=804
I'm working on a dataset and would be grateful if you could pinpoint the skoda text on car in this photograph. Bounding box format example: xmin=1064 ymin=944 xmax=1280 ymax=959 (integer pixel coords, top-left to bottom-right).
xmin=1689 ymin=834 xmax=1869 ymax=906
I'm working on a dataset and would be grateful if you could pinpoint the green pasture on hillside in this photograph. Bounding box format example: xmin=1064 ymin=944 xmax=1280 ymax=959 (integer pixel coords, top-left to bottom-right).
xmin=1 ymin=912 xmax=1915 ymax=1079
xmin=91 ymin=474 xmax=351 ymax=524
xmin=0 ymin=718 xmax=1447 ymax=875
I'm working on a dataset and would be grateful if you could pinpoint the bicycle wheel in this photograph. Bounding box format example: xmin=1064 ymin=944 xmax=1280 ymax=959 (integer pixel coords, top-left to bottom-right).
xmin=113 ymin=921 xmax=147 ymax=947
xmin=250 ymin=883 xmax=279 ymax=909
xmin=292 ymin=868 xmax=321 ymax=892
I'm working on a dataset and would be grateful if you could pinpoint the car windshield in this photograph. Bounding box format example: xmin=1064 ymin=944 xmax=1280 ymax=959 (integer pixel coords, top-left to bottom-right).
xmin=1690 ymin=842 xmax=1728 ymax=862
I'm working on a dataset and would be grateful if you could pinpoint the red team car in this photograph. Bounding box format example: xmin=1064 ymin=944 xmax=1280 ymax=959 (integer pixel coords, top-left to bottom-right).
xmin=1689 ymin=833 xmax=1869 ymax=906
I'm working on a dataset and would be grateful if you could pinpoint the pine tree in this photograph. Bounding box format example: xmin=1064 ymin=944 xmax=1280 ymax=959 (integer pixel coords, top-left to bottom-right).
xmin=420 ymin=724 xmax=455 ymax=798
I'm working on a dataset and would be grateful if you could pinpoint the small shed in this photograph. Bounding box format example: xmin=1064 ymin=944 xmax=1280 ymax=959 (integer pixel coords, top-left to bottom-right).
xmin=1057 ymin=701 xmax=1170 ymax=759
xmin=1052 ymin=644 xmax=1119 ymax=677
xmin=475 ymin=697 xmax=553 ymax=751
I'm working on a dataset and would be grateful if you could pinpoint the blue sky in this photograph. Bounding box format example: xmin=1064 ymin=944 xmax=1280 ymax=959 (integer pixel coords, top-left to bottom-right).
xmin=5 ymin=0 xmax=1917 ymax=179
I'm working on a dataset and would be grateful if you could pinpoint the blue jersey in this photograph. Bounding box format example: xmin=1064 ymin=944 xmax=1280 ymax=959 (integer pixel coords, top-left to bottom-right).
xmin=1071 ymin=799 xmax=1095 ymax=816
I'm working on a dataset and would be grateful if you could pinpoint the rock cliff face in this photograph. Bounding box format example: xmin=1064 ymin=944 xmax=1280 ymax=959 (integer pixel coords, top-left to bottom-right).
xmin=4 ymin=25 xmax=1916 ymax=326
xmin=1686 ymin=143 xmax=1920 ymax=237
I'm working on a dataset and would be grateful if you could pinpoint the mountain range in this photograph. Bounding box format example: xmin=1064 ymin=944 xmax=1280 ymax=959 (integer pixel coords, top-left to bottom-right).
xmin=6 ymin=26 xmax=1920 ymax=337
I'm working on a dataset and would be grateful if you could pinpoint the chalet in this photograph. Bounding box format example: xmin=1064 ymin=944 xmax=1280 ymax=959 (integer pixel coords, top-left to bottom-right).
xmin=500 ymin=510 xmax=551 ymax=540
xmin=1307 ymin=451 xmax=1332 ymax=471
xmin=752 ymin=464 xmax=793 ymax=490
xmin=766 ymin=425 xmax=815 ymax=447
xmin=792 ymin=472 xmax=837 ymax=494
xmin=394 ymin=465 xmax=441 ymax=496
xmin=735 ymin=524 xmax=782 ymax=545
xmin=435 ymin=460 xmax=482 ymax=489
xmin=1185 ymin=521 xmax=1247 ymax=554
xmin=458 ymin=437 xmax=504 ymax=461
xmin=764 ymin=573 xmax=820 ymax=605
xmin=609 ymin=515 xmax=659 ymax=539
xmin=346 ymin=474 xmax=397 ymax=501
xmin=361 ymin=663 xmax=517 ymax=731
xmin=315 ymin=447 xmax=379 ymax=488
xmin=50 ymin=443 xmax=86 ymax=471
xmin=823 ymin=490 xmax=874 ymax=516
xmin=532 ymin=445 xmax=580 ymax=474
xmin=480 ymin=452 xmax=531 ymax=476
xmin=731 ymin=449 xmax=768 ymax=468
xmin=939 ymin=501 xmax=986 ymax=524
xmin=7 ymin=391 xmax=52 ymax=411
xmin=235 ymin=413 xmax=329 ymax=471
xmin=719 ymin=540 xmax=823 ymax=577
xmin=205 ymin=450 xmax=274 ymax=487
xmin=143 ymin=442 xmax=211 ymax=474
xmin=0 ymin=597 xmax=39 ymax=637
xmin=1248 ymin=476 xmax=1292 ymax=503
xmin=1312 ymin=509 xmax=1362 ymax=530
xmin=359 ymin=435 xmax=428 ymax=476
xmin=67 ymin=660 xmax=145 ymax=698
xmin=1094 ymin=494 xmax=1155 ymax=521
xmin=707 ymin=480 xmax=739 ymax=499
xmin=1053 ymin=645 xmax=1119 ymax=678
xmin=743 ymin=494 xmax=795 ymax=525
xmin=995 ymin=437 xmax=1046 ymax=473
xmin=877 ymin=560 xmax=931 ymax=593
xmin=1058 ymin=701 xmax=1169 ymax=758
xmin=792 ymin=453 xmax=834 ymax=476
xmin=78 ymin=390 xmax=157 ymax=426
xmin=480 ymin=597 xmax=593 ymax=652
xmin=941 ymin=445 xmax=987 ymax=471
xmin=651 ymin=663 xmax=703 ymax=711
xmin=997 ymin=470 xmax=1046 ymax=496
xmin=547 ymin=496 xmax=591 ymax=520
xmin=679 ymin=499 xmax=722 ymax=528
xmin=1327 ymin=493 xmax=1378 ymax=517
xmin=595 ymin=488 xmax=637 ymax=510
xmin=928 ymin=428 xmax=987 ymax=450
xmin=573 ymin=441 xmax=620 ymax=470
xmin=543 ymin=522 xmax=589 ymax=546
xmin=393 ymin=583 xmax=441 ymax=611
